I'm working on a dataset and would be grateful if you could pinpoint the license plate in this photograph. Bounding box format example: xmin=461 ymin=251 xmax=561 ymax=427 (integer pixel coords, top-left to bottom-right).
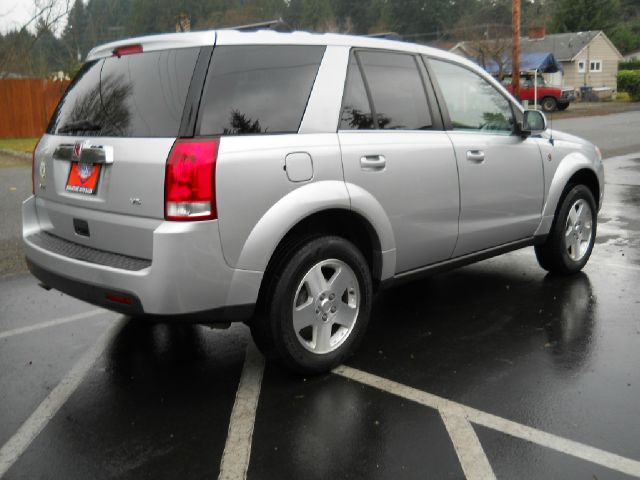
xmin=66 ymin=162 xmax=101 ymax=195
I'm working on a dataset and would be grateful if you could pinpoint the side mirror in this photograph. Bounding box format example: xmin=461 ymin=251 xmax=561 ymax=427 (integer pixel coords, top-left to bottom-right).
xmin=521 ymin=109 xmax=547 ymax=137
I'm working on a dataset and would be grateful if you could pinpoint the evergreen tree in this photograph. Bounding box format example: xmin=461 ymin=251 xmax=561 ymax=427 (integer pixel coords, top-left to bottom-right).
xmin=284 ymin=0 xmax=306 ymax=29
xmin=301 ymin=0 xmax=334 ymax=30
xmin=550 ymin=0 xmax=621 ymax=33
xmin=63 ymin=0 xmax=89 ymax=60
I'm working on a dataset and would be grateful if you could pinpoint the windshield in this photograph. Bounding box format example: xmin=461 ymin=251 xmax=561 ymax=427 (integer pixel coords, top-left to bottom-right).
xmin=501 ymin=75 xmax=547 ymax=88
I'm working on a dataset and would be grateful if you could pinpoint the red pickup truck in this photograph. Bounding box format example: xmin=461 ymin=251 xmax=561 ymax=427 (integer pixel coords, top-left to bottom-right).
xmin=501 ymin=73 xmax=575 ymax=112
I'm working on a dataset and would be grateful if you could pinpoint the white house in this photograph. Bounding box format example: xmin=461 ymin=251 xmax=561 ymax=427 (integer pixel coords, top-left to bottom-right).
xmin=452 ymin=28 xmax=624 ymax=92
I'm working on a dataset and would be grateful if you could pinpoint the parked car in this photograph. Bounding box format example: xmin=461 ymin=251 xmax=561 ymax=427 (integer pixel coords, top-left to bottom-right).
xmin=501 ymin=73 xmax=576 ymax=112
xmin=23 ymin=31 xmax=604 ymax=374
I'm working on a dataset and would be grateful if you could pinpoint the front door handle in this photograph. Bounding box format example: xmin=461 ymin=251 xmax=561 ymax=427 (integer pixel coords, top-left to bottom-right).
xmin=360 ymin=155 xmax=386 ymax=171
xmin=466 ymin=150 xmax=485 ymax=163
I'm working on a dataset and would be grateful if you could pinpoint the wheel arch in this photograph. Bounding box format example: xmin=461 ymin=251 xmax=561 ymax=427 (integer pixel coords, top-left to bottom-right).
xmin=536 ymin=153 xmax=603 ymax=236
xmin=258 ymin=207 xmax=388 ymax=302
xmin=234 ymin=181 xmax=396 ymax=309
xmin=565 ymin=169 xmax=600 ymax=208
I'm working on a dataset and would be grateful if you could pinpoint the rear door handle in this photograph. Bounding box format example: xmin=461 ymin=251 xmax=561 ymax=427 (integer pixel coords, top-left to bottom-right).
xmin=466 ymin=150 xmax=485 ymax=163
xmin=360 ymin=155 xmax=386 ymax=171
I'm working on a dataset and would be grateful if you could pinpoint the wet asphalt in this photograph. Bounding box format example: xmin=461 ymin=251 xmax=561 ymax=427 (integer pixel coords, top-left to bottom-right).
xmin=1 ymin=111 xmax=640 ymax=479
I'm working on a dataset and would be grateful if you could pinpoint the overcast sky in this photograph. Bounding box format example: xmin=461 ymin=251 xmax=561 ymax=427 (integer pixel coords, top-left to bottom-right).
xmin=0 ymin=0 xmax=69 ymax=35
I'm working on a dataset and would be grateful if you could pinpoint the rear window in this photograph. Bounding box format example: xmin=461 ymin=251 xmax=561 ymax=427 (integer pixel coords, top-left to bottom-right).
xmin=197 ymin=45 xmax=325 ymax=136
xmin=47 ymin=47 xmax=200 ymax=137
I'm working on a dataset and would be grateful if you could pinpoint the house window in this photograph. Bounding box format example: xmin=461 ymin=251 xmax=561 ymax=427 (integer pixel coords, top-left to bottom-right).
xmin=578 ymin=61 xmax=586 ymax=73
xmin=589 ymin=60 xmax=603 ymax=72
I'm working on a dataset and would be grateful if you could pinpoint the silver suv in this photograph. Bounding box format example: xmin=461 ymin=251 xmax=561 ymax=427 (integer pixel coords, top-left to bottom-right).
xmin=23 ymin=30 xmax=604 ymax=374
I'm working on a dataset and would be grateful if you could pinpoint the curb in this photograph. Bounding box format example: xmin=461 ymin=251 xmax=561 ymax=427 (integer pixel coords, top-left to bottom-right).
xmin=0 ymin=148 xmax=31 ymax=160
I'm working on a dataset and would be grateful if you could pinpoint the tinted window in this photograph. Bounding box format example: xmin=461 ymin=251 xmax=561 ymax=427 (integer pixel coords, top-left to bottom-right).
xmin=429 ymin=59 xmax=514 ymax=133
xmin=47 ymin=60 xmax=104 ymax=135
xmin=198 ymin=45 xmax=325 ymax=136
xmin=339 ymin=54 xmax=374 ymax=130
xmin=48 ymin=48 xmax=200 ymax=137
xmin=359 ymin=51 xmax=431 ymax=130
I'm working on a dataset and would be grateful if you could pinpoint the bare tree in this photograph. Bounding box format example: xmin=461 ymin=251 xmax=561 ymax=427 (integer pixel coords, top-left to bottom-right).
xmin=453 ymin=19 xmax=513 ymax=80
xmin=0 ymin=0 xmax=71 ymax=78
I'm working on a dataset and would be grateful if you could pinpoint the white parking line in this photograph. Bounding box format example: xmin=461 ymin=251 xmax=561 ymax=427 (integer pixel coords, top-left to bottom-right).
xmin=0 ymin=309 xmax=107 ymax=341
xmin=440 ymin=406 xmax=497 ymax=480
xmin=334 ymin=365 xmax=640 ymax=478
xmin=218 ymin=343 xmax=265 ymax=480
xmin=0 ymin=321 xmax=121 ymax=478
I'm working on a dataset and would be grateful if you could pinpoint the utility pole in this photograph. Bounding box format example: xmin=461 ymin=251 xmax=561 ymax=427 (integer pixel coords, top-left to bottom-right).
xmin=512 ymin=0 xmax=521 ymax=101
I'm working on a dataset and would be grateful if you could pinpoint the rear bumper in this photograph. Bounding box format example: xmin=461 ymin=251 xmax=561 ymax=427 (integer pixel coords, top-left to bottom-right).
xmin=22 ymin=196 xmax=262 ymax=321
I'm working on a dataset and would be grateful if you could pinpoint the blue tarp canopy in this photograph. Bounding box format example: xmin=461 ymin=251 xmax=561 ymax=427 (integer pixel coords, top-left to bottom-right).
xmin=481 ymin=52 xmax=563 ymax=75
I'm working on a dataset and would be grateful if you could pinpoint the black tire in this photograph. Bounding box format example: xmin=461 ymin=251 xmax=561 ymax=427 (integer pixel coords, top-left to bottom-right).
xmin=250 ymin=236 xmax=373 ymax=375
xmin=535 ymin=185 xmax=597 ymax=275
xmin=557 ymin=102 xmax=570 ymax=111
xmin=541 ymin=96 xmax=558 ymax=112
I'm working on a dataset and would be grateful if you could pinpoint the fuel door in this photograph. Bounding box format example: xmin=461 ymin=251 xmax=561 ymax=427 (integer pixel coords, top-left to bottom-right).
xmin=284 ymin=152 xmax=313 ymax=182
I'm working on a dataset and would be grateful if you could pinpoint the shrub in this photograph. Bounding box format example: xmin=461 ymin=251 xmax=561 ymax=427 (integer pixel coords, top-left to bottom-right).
xmin=618 ymin=70 xmax=640 ymax=101
xmin=619 ymin=60 xmax=640 ymax=71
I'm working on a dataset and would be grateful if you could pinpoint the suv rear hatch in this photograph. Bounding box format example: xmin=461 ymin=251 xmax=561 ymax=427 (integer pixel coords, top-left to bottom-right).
xmin=34 ymin=45 xmax=204 ymax=259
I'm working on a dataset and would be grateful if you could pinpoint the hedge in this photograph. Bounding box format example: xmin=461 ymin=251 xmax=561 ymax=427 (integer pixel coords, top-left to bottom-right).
xmin=619 ymin=60 xmax=640 ymax=71
xmin=618 ymin=70 xmax=640 ymax=101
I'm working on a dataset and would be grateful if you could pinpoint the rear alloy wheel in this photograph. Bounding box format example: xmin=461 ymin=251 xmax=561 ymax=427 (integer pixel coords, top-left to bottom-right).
xmin=535 ymin=185 xmax=597 ymax=274
xmin=292 ymin=259 xmax=360 ymax=355
xmin=541 ymin=96 xmax=558 ymax=112
xmin=251 ymin=236 xmax=372 ymax=374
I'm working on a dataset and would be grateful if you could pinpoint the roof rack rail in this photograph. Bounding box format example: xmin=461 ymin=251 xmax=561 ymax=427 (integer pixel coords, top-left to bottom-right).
xmin=365 ymin=32 xmax=403 ymax=41
xmin=223 ymin=19 xmax=291 ymax=32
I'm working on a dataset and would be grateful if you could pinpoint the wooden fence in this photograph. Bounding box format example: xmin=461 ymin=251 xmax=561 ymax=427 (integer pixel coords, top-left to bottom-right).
xmin=0 ymin=79 xmax=70 ymax=138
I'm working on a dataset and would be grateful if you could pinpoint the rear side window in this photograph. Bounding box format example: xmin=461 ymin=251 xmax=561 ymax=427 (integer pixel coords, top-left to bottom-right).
xmin=339 ymin=54 xmax=375 ymax=130
xmin=48 ymin=47 xmax=200 ymax=137
xmin=197 ymin=45 xmax=325 ymax=136
xmin=359 ymin=51 xmax=432 ymax=130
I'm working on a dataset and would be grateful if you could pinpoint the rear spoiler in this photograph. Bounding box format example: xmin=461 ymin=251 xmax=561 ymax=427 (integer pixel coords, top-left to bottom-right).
xmin=86 ymin=31 xmax=217 ymax=61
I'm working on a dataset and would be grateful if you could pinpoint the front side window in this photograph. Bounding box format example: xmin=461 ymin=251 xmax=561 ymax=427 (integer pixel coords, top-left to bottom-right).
xmin=198 ymin=45 xmax=325 ymax=136
xmin=358 ymin=51 xmax=432 ymax=130
xmin=590 ymin=60 xmax=602 ymax=72
xmin=429 ymin=58 xmax=515 ymax=134
xmin=578 ymin=61 xmax=586 ymax=73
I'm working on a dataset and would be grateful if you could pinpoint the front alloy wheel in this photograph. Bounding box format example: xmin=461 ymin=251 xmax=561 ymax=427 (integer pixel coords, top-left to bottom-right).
xmin=564 ymin=198 xmax=593 ymax=262
xmin=535 ymin=184 xmax=597 ymax=274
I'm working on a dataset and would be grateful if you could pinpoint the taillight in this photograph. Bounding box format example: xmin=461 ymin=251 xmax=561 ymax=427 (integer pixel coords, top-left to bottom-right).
xmin=165 ymin=139 xmax=219 ymax=221
xmin=113 ymin=44 xmax=143 ymax=57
